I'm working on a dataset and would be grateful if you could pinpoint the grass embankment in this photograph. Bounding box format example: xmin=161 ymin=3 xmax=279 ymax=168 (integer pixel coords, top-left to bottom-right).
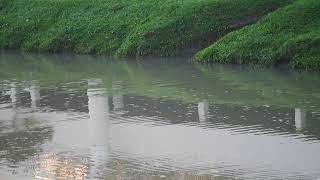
xmin=0 ymin=0 xmax=290 ymax=56
xmin=195 ymin=0 xmax=320 ymax=69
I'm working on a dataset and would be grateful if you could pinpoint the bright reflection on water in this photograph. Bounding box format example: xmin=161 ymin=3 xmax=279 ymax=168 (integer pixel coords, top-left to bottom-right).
xmin=0 ymin=51 xmax=320 ymax=179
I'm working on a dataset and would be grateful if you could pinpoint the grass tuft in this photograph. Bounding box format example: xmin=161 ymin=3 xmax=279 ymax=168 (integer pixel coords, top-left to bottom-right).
xmin=195 ymin=0 xmax=320 ymax=69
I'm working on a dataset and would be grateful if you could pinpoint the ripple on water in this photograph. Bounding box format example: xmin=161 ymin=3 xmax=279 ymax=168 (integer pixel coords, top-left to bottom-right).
xmin=1 ymin=53 xmax=320 ymax=179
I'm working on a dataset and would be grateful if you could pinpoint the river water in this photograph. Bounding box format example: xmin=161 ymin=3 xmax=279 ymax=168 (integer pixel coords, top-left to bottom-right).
xmin=0 ymin=51 xmax=320 ymax=179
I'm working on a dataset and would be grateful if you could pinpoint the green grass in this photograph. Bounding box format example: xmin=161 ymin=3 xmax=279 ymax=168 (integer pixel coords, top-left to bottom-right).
xmin=195 ymin=0 xmax=320 ymax=69
xmin=0 ymin=0 xmax=291 ymax=56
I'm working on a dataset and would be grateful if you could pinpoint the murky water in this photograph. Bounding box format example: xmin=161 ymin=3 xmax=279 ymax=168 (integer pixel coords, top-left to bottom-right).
xmin=0 ymin=51 xmax=320 ymax=179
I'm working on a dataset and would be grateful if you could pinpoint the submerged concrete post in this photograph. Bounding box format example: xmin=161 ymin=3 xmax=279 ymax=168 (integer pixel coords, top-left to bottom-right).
xmin=8 ymin=83 xmax=26 ymax=130
xmin=112 ymin=82 xmax=124 ymax=113
xmin=9 ymin=83 xmax=18 ymax=105
xmin=25 ymin=81 xmax=40 ymax=109
xmin=7 ymin=83 xmax=18 ymax=125
xmin=113 ymin=95 xmax=124 ymax=111
xmin=295 ymin=108 xmax=306 ymax=131
xmin=198 ymin=102 xmax=209 ymax=122
xmin=87 ymin=79 xmax=110 ymax=178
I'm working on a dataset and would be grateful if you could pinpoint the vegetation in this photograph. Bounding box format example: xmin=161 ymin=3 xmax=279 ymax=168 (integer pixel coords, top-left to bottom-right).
xmin=195 ymin=0 xmax=320 ymax=69
xmin=1 ymin=0 xmax=318 ymax=68
xmin=0 ymin=0 xmax=290 ymax=56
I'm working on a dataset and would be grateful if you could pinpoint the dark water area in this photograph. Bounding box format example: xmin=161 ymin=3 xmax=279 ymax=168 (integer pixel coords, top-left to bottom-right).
xmin=0 ymin=51 xmax=320 ymax=179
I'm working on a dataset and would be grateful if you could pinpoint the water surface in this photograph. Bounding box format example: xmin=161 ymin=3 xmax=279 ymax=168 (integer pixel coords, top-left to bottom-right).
xmin=0 ymin=51 xmax=320 ymax=179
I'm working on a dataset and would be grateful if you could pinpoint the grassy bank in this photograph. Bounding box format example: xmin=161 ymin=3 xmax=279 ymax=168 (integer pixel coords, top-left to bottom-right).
xmin=195 ymin=0 xmax=320 ymax=69
xmin=0 ymin=0 xmax=290 ymax=56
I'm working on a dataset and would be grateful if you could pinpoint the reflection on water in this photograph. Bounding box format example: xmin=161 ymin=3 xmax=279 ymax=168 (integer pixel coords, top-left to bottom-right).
xmin=24 ymin=81 xmax=40 ymax=110
xmin=87 ymin=79 xmax=110 ymax=179
xmin=295 ymin=108 xmax=306 ymax=131
xmin=198 ymin=102 xmax=209 ymax=122
xmin=0 ymin=51 xmax=320 ymax=179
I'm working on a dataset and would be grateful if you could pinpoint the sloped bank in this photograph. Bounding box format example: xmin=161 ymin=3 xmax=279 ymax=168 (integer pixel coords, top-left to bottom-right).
xmin=0 ymin=0 xmax=290 ymax=56
xmin=195 ymin=0 xmax=320 ymax=69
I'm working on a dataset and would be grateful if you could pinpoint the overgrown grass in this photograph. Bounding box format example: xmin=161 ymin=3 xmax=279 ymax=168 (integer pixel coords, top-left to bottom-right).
xmin=0 ymin=0 xmax=291 ymax=56
xmin=195 ymin=0 xmax=320 ymax=69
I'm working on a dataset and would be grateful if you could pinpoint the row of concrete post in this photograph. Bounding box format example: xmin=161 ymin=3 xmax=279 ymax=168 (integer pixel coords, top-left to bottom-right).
xmin=2 ymin=79 xmax=307 ymax=178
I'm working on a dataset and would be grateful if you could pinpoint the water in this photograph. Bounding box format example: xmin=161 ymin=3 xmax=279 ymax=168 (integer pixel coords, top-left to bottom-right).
xmin=0 ymin=51 xmax=320 ymax=180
